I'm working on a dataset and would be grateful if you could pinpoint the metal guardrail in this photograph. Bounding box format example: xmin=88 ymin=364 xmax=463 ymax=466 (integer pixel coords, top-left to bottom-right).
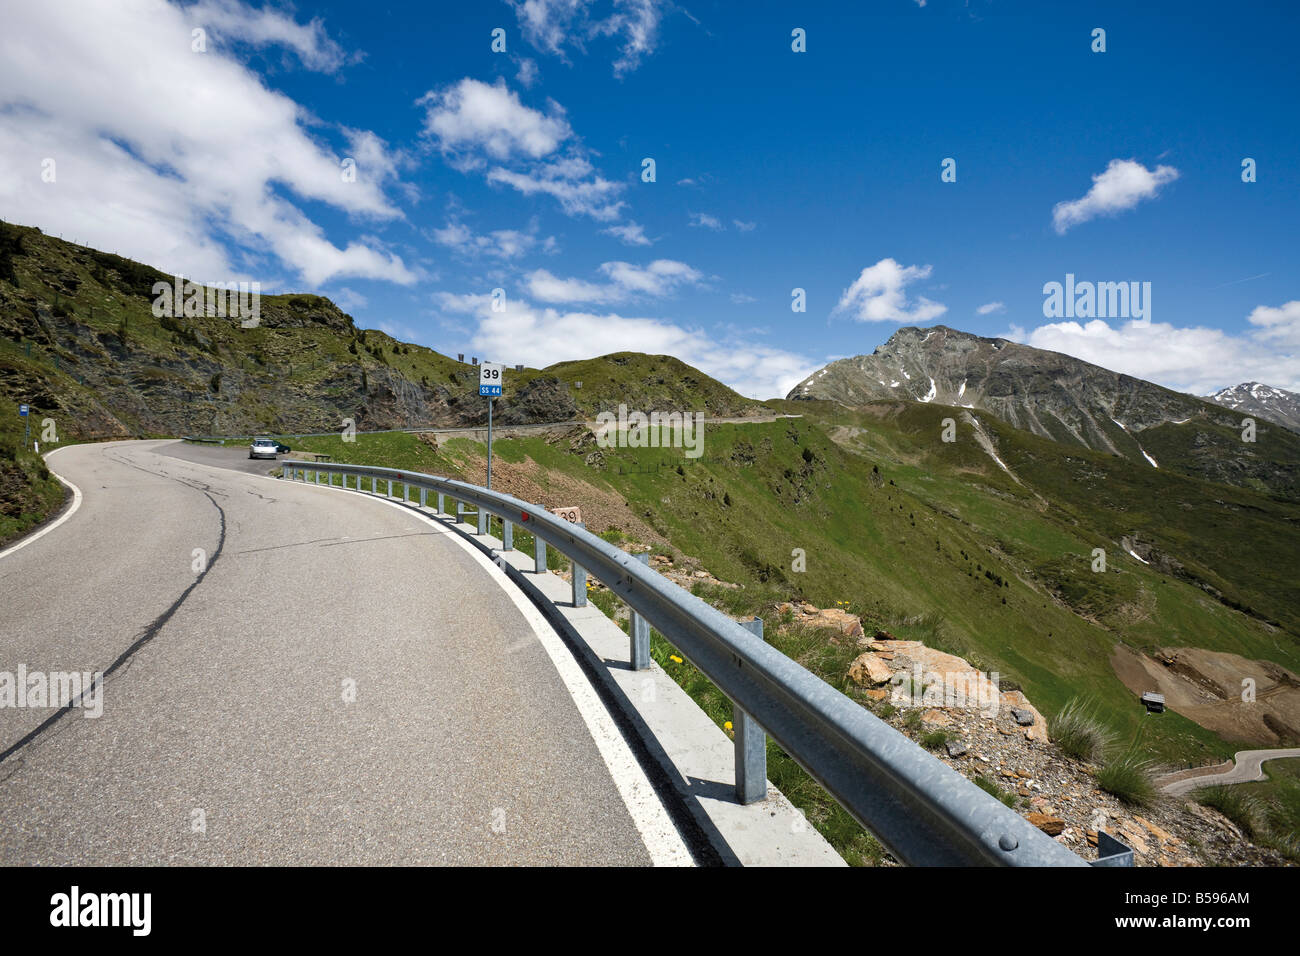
xmin=282 ymin=459 xmax=1129 ymax=867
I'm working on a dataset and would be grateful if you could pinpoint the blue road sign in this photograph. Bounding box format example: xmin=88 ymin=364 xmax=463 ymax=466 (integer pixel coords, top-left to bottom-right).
xmin=19 ymin=404 xmax=29 ymax=417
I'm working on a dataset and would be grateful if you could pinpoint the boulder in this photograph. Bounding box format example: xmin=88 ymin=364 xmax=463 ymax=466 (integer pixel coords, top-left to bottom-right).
xmin=848 ymin=653 xmax=894 ymax=687
xmin=1001 ymin=691 xmax=1049 ymax=742
xmin=806 ymin=607 xmax=864 ymax=638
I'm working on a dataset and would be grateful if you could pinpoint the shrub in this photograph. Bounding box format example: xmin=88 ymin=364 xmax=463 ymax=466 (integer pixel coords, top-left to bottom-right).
xmin=1195 ymin=786 xmax=1262 ymax=837
xmin=921 ymin=730 xmax=949 ymax=751
xmin=1050 ymin=697 xmax=1114 ymax=763
xmin=1097 ymin=751 xmax=1158 ymax=806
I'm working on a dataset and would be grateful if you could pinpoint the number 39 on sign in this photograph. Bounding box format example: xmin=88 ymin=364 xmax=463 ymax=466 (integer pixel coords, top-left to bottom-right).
xmin=479 ymin=362 xmax=503 ymax=396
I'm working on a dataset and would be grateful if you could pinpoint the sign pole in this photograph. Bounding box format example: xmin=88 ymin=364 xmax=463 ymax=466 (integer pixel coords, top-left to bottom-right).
xmin=479 ymin=362 xmax=504 ymax=491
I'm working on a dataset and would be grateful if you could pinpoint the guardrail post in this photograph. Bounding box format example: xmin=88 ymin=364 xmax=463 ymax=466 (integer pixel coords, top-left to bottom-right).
xmin=386 ymin=479 xmax=393 ymax=497
xmin=630 ymin=553 xmax=651 ymax=670
xmin=571 ymin=522 xmax=587 ymax=607
xmin=403 ymin=482 xmax=410 ymax=501
xmin=436 ymin=492 xmax=444 ymax=514
xmin=502 ymin=519 xmax=513 ymax=550
xmin=419 ymin=488 xmax=427 ymax=508
xmin=477 ymin=508 xmax=487 ymax=535
xmin=734 ymin=617 xmax=768 ymax=804
xmin=534 ymin=533 xmax=547 ymax=573
xmin=457 ymin=500 xmax=465 ymax=523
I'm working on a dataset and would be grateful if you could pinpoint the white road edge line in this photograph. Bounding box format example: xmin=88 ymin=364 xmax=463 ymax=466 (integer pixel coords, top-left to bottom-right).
xmin=0 ymin=446 xmax=84 ymax=562
xmin=279 ymin=477 xmax=695 ymax=868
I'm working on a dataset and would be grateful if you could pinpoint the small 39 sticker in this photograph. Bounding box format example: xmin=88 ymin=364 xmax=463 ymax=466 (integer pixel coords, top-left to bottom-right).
xmin=552 ymin=506 xmax=583 ymax=523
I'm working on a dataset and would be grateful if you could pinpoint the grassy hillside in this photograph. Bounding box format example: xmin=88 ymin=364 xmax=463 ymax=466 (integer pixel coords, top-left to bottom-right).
xmin=784 ymin=399 xmax=1300 ymax=639
xmin=0 ymin=220 xmax=771 ymax=537
xmin=275 ymin=403 xmax=1298 ymax=771
xmin=0 ymin=221 xmax=766 ymax=444
xmin=0 ymin=411 xmax=66 ymax=549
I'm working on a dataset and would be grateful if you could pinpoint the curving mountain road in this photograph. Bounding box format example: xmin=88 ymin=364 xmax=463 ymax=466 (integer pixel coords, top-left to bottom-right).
xmin=1162 ymin=749 xmax=1300 ymax=796
xmin=0 ymin=440 xmax=686 ymax=865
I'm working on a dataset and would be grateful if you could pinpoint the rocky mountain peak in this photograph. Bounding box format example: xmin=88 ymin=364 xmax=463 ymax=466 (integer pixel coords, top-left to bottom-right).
xmin=1209 ymin=382 xmax=1300 ymax=433
xmin=787 ymin=324 xmax=1286 ymax=483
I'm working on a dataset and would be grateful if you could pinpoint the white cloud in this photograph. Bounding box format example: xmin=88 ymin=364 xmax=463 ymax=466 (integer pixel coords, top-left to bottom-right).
xmin=602 ymin=221 xmax=653 ymax=246
xmin=730 ymin=293 xmax=757 ymax=304
xmin=419 ymin=79 xmax=626 ymax=222
xmin=510 ymin=0 xmax=667 ymax=76
xmin=689 ymin=211 xmax=724 ymax=230
xmin=601 ymin=259 xmax=701 ymax=295
xmin=431 ymin=215 xmax=557 ymax=259
xmin=0 ymin=0 xmax=414 ymax=287
xmin=189 ymin=0 xmax=355 ymax=72
xmin=1052 ymin=159 xmax=1180 ymax=234
xmin=836 ymin=258 xmax=947 ymax=323
xmin=487 ymin=157 xmax=625 ymax=221
xmin=976 ymin=301 xmax=1005 ymax=315
xmin=516 ymin=57 xmax=540 ymax=88
xmin=525 ymin=259 xmax=702 ymax=304
xmin=440 ymin=293 xmax=819 ymax=399
xmin=1246 ymin=300 xmax=1300 ymax=347
xmin=525 ymin=269 xmax=617 ymax=304
xmin=327 ymin=287 xmax=367 ymax=315
xmin=732 ymin=219 xmax=756 ymax=232
xmin=1015 ymin=313 xmax=1300 ymax=393
xmin=420 ymin=77 xmax=570 ymax=162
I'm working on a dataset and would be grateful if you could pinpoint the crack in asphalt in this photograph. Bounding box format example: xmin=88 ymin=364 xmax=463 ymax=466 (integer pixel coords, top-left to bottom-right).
xmin=0 ymin=452 xmax=229 ymax=767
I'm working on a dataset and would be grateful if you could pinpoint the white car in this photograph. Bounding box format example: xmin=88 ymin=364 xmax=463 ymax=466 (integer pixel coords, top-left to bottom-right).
xmin=249 ymin=438 xmax=280 ymax=460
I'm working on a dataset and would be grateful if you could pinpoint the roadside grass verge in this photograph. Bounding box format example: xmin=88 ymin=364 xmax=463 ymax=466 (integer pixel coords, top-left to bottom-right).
xmin=0 ymin=419 xmax=68 ymax=550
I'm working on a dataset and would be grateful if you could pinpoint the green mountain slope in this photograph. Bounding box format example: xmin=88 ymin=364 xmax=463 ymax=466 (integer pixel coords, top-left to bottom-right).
xmin=280 ymin=395 xmax=1300 ymax=769
xmin=0 ymin=221 xmax=765 ymax=445
xmin=789 ymin=325 xmax=1300 ymax=499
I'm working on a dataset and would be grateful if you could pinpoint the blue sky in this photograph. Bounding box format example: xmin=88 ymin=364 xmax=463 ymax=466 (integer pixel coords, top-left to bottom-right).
xmin=2 ymin=0 xmax=1297 ymax=397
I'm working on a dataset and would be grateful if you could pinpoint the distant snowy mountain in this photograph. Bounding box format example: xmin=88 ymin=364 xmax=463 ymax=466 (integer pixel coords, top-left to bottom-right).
xmin=1209 ymin=382 xmax=1300 ymax=433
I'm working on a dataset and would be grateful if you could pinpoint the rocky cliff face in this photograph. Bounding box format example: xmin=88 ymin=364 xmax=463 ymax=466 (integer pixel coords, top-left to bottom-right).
xmin=0 ymin=222 xmax=756 ymax=441
xmin=1209 ymin=382 xmax=1300 ymax=433
xmin=788 ymin=326 xmax=1300 ymax=496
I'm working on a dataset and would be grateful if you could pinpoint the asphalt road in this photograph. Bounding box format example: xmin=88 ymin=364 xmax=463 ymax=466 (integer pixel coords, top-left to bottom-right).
xmin=1163 ymin=748 xmax=1300 ymax=796
xmin=0 ymin=440 xmax=660 ymax=865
